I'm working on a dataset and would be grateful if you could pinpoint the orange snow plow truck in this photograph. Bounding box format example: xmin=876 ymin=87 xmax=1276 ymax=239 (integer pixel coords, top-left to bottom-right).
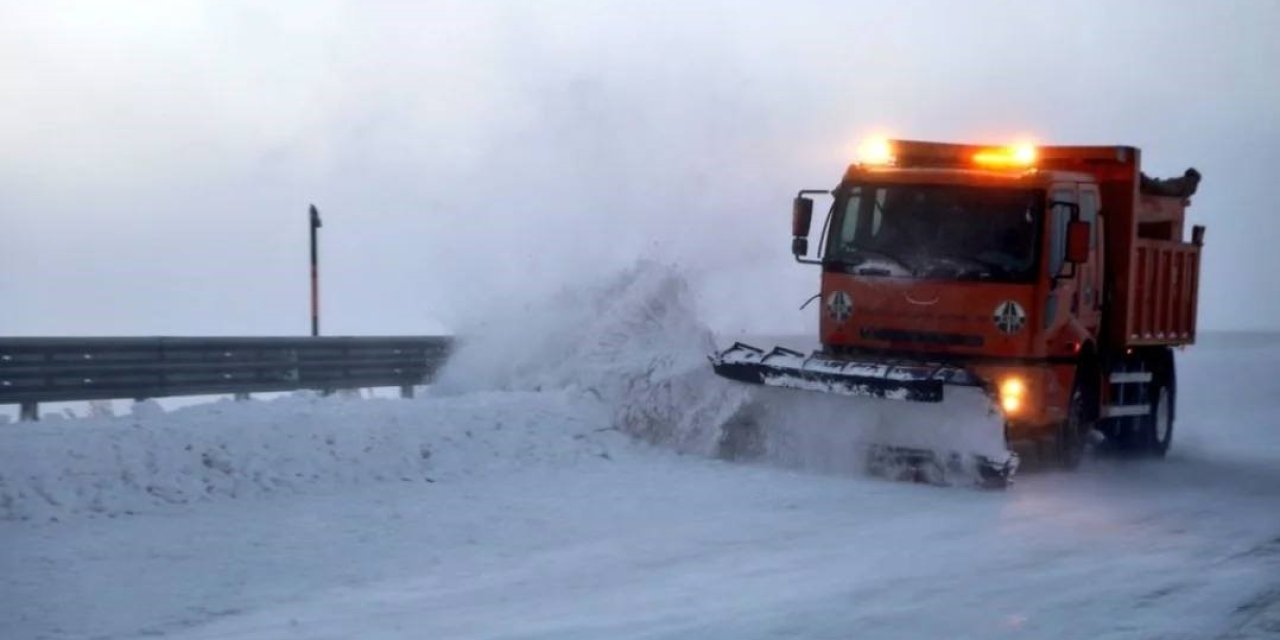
xmin=711 ymin=139 xmax=1205 ymax=487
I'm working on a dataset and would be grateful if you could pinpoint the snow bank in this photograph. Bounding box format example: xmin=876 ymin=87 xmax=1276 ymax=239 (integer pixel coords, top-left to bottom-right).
xmin=0 ymin=391 xmax=618 ymax=521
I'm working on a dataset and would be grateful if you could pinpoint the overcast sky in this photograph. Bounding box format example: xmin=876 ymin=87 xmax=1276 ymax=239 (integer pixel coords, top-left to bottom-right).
xmin=3 ymin=0 xmax=1278 ymax=337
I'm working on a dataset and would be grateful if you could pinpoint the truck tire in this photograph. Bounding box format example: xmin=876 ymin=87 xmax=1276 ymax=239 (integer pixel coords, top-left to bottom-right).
xmin=1138 ymin=382 xmax=1174 ymax=457
xmin=1109 ymin=357 xmax=1175 ymax=457
xmin=1056 ymin=384 xmax=1091 ymax=470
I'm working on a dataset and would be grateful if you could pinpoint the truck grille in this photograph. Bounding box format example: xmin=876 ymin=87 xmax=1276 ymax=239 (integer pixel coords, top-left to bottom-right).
xmin=860 ymin=328 xmax=985 ymax=348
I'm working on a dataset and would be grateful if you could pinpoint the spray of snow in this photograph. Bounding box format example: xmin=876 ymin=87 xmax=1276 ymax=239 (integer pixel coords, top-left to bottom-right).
xmin=738 ymin=385 xmax=1010 ymax=478
xmin=435 ymin=260 xmax=753 ymax=455
xmin=435 ymin=260 xmax=1010 ymax=477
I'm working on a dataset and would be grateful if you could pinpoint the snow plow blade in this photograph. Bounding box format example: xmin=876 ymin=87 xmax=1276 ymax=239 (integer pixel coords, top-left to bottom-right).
xmin=710 ymin=342 xmax=982 ymax=402
xmin=709 ymin=342 xmax=1018 ymax=488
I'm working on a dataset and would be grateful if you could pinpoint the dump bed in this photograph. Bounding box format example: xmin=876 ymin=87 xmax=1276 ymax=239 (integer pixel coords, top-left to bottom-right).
xmin=1127 ymin=194 xmax=1202 ymax=345
xmin=1040 ymin=146 xmax=1203 ymax=348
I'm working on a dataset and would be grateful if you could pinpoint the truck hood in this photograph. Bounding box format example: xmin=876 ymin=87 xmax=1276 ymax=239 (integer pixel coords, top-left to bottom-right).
xmin=819 ymin=274 xmax=1037 ymax=359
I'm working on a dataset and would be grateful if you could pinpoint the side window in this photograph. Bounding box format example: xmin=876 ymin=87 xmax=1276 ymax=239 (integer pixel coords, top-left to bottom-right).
xmin=1079 ymin=189 xmax=1099 ymax=248
xmin=871 ymin=188 xmax=886 ymax=236
xmin=1048 ymin=188 xmax=1076 ymax=276
xmin=839 ymin=187 xmax=863 ymax=245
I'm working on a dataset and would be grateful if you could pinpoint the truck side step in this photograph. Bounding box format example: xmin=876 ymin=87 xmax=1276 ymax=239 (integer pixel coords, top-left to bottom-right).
xmin=1109 ymin=371 xmax=1153 ymax=384
xmin=1102 ymin=404 xmax=1151 ymax=418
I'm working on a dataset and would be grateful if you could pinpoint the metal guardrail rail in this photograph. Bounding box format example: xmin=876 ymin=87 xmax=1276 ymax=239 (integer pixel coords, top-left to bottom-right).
xmin=0 ymin=336 xmax=453 ymax=421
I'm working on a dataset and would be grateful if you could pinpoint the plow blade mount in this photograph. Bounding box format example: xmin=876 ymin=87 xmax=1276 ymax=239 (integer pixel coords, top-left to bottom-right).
xmin=709 ymin=342 xmax=1017 ymax=488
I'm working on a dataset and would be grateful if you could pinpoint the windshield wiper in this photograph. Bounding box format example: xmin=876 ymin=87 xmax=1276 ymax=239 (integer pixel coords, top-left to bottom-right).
xmin=957 ymin=255 xmax=1017 ymax=277
xmin=843 ymin=247 xmax=914 ymax=274
xmin=920 ymin=255 xmax=1016 ymax=280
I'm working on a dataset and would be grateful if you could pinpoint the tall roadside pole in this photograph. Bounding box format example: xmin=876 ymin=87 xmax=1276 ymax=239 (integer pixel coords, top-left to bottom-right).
xmin=310 ymin=204 xmax=322 ymax=337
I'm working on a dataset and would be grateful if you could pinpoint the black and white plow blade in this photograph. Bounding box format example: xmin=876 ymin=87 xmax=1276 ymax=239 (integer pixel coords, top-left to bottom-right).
xmin=709 ymin=342 xmax=1018 ymax=488
xmin=709 ymin=342 xmax=982 ymax=402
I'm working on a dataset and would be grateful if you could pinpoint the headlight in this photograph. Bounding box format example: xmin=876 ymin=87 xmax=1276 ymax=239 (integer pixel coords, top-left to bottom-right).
xmin=999 ymin=377 xmax=1027 ymax=415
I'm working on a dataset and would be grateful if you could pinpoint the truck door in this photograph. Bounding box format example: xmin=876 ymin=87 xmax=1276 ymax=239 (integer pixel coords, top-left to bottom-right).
xmin=1046 ymin=183 xmax=1102 ymax=339
xmin=1076 ymin=183 xmax=1104 ymax=335
xmin=1046 ymin=185 xmax=1078 ymax=333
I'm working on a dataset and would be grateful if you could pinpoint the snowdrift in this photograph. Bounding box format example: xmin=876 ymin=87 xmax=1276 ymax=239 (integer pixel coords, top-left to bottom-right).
xmin=0 ymin=391 xmax=619 ymax=520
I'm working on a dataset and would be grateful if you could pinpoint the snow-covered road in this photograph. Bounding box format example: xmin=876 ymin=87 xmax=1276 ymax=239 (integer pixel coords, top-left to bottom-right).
xmin=5 ymin=340 xmax=1280 ymax=640
xmin=3 ymin=268 xmax=1278 ymax=639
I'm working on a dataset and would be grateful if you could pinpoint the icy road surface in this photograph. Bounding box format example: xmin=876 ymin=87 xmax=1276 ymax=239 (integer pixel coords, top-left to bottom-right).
xmin=3 ymin=342 xmax=1278 ymax=640
xmin=3 ymin=266 xmax=1278 ymax=639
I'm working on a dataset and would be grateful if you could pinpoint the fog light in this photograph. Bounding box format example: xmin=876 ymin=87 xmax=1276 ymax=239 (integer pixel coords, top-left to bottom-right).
xmin=1001 ymin=395 xmax=1022 ymax=414
xmin=999 ymin=377 xmax=1027 ymax=415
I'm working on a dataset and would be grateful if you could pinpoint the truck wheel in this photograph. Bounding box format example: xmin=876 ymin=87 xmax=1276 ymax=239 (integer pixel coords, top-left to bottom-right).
xmin=1056 ymin=385 xmax=1091 ymax=470
xmin=1140 ymin=383 xmax=1174 ymax=457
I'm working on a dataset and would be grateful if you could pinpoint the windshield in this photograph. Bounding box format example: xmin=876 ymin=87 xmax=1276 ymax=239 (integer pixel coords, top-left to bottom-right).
xmin=824 ymin=183 xmax=1044 ymax=282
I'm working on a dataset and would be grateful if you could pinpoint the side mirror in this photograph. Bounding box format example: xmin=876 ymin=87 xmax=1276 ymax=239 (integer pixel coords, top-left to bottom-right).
xmin=792 ymin=197 xmax=814 ymax=237
xmin=792 ymin=196 xmax=814 ymax=257
xmin=1066 ymin=220 xmax=1090 ymax=264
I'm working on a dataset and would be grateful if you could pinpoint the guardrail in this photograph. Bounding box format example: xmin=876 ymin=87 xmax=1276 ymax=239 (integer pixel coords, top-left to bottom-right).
xmin=0 ymin=336 xmax=453 ymax=421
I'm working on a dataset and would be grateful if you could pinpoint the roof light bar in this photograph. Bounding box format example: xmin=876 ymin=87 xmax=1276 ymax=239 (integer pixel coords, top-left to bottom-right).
xmin=856 ymin=137 xmax=895 ymax=166
xmin=972 ymin=143 xmax=1037 ymax=168
xmin=853 ymin=138 xmax=1044 ymax=169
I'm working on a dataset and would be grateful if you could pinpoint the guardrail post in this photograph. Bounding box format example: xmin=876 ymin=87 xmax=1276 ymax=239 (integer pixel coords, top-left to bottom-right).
xmin=399 ymin=384 xmax=414 ymax=399
xmin=19 ymin=401 xmax=39 ymax=422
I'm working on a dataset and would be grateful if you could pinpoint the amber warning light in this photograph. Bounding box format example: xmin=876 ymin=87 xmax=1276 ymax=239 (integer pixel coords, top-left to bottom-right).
xmin=972 ymin=143 xmax=1037 ymax=168
xmin=853 ymin=138 xmax=1039 ymax=169
xmin=856 ymin=137 xmax=895 ymax=166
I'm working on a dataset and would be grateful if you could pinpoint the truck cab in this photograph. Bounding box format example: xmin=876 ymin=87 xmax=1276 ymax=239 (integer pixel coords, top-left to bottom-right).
xmin=790 ymin=139 xmax=1204 ymax=464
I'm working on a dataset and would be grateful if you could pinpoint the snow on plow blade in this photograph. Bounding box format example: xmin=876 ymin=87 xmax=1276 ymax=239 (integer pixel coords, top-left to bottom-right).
xmin=709 ymin=342 xmax=982 ymax=402
xmin=709 ymin=343 xmax=1018 ymax=488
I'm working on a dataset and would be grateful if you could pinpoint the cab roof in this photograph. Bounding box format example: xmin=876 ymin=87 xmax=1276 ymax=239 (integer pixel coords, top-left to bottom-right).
xmin=841 ymin=165 xmax=1097 ymax=188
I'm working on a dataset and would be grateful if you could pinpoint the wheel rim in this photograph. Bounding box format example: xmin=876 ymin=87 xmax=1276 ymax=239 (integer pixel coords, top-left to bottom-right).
xmin=1154 ymin=387 xmax=1171 ymax=444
